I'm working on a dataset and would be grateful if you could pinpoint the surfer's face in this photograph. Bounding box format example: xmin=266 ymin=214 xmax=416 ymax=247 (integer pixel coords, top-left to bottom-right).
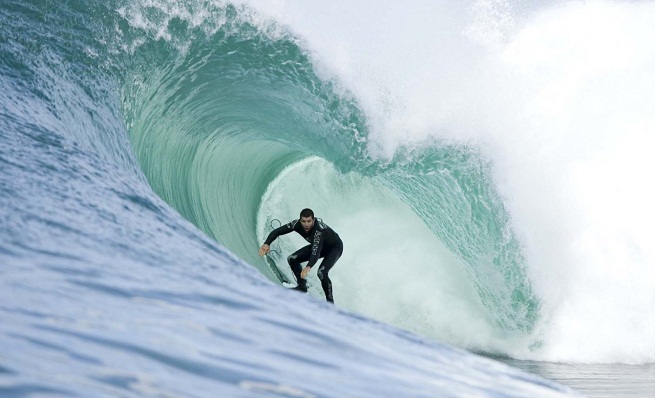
xmin=300 ymin=216 xmax=314 ymax=232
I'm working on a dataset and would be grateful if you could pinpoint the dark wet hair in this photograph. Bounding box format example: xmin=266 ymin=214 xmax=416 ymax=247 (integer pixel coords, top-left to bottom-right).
xmin=299 ymin=208 xmax=314 ymax=219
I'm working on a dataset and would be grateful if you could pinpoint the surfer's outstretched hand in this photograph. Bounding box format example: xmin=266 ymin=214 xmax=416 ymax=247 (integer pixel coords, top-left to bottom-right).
xmin=259 ymin=244 xmax=270 ymax=256
xmin=301 ymin=265 xmax=311 ymax=279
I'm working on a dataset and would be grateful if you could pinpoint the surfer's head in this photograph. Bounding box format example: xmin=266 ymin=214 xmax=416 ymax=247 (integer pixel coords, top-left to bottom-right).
xmin=299 ymin=208 xmax=315 ymax=232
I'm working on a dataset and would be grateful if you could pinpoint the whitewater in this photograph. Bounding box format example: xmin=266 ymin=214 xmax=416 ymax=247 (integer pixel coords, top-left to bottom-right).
xmin=1 ymin=0 xmax=654 ymax=397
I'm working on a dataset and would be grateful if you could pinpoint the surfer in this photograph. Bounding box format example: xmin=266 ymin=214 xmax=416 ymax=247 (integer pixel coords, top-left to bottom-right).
xmin=259 ymin=208 xmax=343 ymax=303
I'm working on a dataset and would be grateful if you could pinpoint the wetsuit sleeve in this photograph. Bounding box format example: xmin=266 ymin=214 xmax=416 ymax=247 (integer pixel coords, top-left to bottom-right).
xmin=307 ymin=229 xmax=323 ymax=268
xmin=264 ymin=220 xmax=296 ymax=245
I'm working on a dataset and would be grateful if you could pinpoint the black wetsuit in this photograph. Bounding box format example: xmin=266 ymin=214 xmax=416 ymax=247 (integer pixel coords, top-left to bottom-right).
xmin=265 ymin=219 xmax=343 ymax=302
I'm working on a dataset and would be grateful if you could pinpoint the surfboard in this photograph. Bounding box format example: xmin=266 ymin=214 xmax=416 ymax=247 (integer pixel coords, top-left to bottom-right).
xmin=265 ymin=256 xmax=306 ymax=290
xmin=265 ymin=256 xmax=293 ymax=284
xmin=264 ymin=218 xmax=299 ymax=285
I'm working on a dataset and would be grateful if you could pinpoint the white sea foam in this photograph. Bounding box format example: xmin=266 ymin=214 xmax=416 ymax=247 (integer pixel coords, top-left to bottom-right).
xmin=249 ymin=0 xmax=655 ymax=363
xmin=257 ymin=158 xmax=508 ymax=350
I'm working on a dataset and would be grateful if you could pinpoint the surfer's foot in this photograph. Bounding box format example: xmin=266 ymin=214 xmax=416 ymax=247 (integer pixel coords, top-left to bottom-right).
xmin=292 ymin=284 xmax=307 ymax=293
xmin=292 ymin=285 xmax=307 ymax=293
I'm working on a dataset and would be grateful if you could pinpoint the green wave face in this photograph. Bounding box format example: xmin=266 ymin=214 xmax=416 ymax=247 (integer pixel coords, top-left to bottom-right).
xmin=120 ymin=2 xmax=539 ymax=349
xmin=121 ymin=4 xmax=366 ymax=276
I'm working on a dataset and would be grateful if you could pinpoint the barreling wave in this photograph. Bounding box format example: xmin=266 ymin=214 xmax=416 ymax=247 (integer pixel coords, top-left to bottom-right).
xmin=117 ymin=0 xmax=540 ymax=347
xmin=5 ymin=0 xmax=655 ymax=375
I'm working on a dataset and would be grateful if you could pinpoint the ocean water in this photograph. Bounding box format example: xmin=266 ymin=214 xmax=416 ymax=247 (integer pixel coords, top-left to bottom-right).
xmin=498 ymin=359 xmax=655 ymax=398
xmin=1 ymin=0 xmax=654 ymax=397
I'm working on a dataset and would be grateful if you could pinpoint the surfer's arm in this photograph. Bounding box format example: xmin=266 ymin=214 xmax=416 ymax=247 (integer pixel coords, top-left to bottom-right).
xmin=263 ymin=220 xmax=296 ymax=245
xmin=260 ymin=223 xmax=291 ymax=256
